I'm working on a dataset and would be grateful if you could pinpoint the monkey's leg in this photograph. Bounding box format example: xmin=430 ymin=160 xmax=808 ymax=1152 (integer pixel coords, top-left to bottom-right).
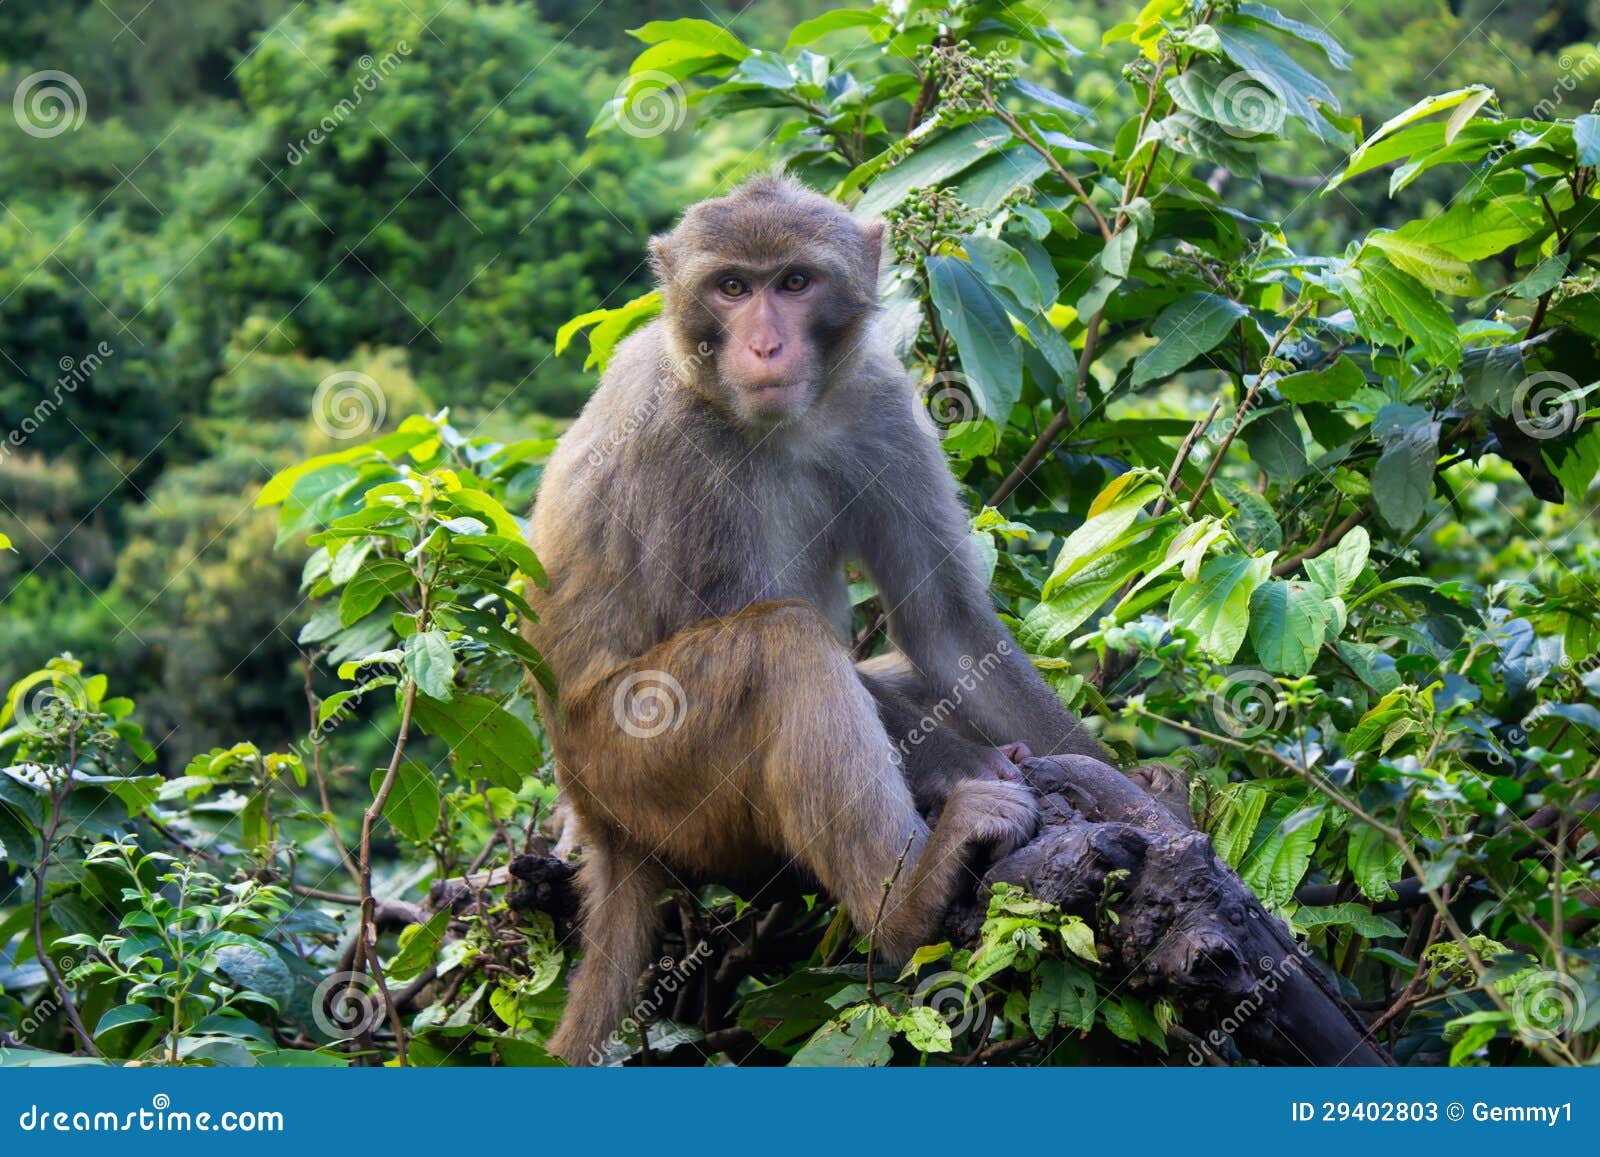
xmin=751 ymin=625 xmax=1038 ymax=963
xmin=546 ymin=847 xmax=666 ymax=1066
xmin=858 ymin=651 xmax=1028 ymax=813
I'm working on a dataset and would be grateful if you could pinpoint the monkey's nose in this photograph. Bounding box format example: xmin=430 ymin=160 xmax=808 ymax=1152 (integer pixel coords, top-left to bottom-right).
xmin=749 ymin=340 xmax=783 ymax=360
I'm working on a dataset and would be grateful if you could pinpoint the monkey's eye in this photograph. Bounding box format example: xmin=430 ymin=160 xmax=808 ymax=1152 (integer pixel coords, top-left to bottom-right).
xmin=717 ymin=277 xmax=749 ymax=298
xmin=779 ymin=272 xmax=811 ymax=293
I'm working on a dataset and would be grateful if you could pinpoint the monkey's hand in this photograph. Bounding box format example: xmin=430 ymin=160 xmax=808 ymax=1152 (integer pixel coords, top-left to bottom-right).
xmin=948 ymin=777 xmax=1039 ymax=860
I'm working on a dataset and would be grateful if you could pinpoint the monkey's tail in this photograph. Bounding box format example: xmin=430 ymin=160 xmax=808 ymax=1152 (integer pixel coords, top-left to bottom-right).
xmin=547 ymin=849 xmax=666 ymax=1066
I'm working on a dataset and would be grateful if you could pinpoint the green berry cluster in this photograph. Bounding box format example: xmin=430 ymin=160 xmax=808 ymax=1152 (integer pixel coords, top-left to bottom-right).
xmin=885 ymin=185 xmax=979 ymax=265
xmin=918 ymin=39 xmax=1019 ymax=110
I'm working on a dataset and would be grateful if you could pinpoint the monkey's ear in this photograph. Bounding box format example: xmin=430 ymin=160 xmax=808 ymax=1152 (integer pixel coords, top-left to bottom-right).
xmin=860 ymin=221 xmax=885 ymax=285
xmin=648 ymin=234 xmax=674 ymax=282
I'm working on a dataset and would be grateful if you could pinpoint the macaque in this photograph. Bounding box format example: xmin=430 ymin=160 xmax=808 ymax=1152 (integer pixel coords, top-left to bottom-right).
xmin=525 ymin=174 xmax=1106 ymax=1064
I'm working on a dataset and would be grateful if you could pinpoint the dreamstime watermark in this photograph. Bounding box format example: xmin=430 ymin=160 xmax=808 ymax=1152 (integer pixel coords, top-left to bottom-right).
xmin=1491 ymin=649 xmax=1600 ymax=765
xmin=1209 ymin=668 xmax=1286 ymax=739
xmin=13 ymin=70 xmax=86 ymax=138
xmin=584 ymin=341 xmax=712 ymax=467
xmin=612 ymin=670 xmax=688 ymax=739
xmin=311 ymin=970 xmax=386 ymax=1040
xmin=897 ymin=641 xmax=1013 ymax=758
xmin=586 ymin=939 xmax=714 ymax=1064
xmin=1510 ymin=371 xmax=1582 ymax=440
xmin=16 ymin=1094 xmax=283 ymax=1134
xmin=914 ymin=370 xmax=979 ymax=438
xmin=1 ymin=341 xmax=115 ymax=463
xmin=290 ymin=660 xmax=400 ymax=764
xmin=1212 ymin=70 xmax=1287 ymax=138
xmin=1530 ymin=47 xmax=1600 ymax=122
xmin=910 ymin=969 xmax=990 ymax=1037
xmin=1185 ymin=949 xmax=1305 ymax=1064
xmin=0 ymin=951 xmax=90 ymax=1064
xmin=312 ymin=370 xmax=386 ymax=439
xmin=285 ymin=42 xmax=411 ymax=164
xmin=1510 ymin=968 xmax=1588 ymax=1044
xmin=612 ymin=70 xmax=687 ymax=138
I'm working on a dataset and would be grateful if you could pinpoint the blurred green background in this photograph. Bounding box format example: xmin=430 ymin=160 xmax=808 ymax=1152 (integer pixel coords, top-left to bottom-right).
xmin=3 ymin=0 xmax=1598 ymax=771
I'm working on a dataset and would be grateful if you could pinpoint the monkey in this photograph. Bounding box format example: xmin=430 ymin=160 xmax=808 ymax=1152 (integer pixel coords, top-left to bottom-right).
xmin=524 ymin=174 xmax=1108 ymax=1065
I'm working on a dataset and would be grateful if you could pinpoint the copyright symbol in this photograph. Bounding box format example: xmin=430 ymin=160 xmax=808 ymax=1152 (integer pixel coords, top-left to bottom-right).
xmin=1446 ymin=1103 xmax=1464 ymax=1121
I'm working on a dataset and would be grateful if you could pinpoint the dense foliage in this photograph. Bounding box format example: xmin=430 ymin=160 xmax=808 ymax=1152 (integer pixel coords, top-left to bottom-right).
xmin=3 ymin=0 xmax=1599 ymax=1068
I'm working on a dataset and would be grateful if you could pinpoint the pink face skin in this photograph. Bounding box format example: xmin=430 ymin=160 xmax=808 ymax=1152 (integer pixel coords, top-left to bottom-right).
xmin=703 ymin=268 xmax=823 ymax=423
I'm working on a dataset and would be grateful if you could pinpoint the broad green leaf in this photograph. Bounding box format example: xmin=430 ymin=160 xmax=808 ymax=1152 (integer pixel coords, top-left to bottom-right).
xmin=1575 ymin=114 xmax=1600 ymax=165
xmin=411 ymin=693 xmax=540 ymax=789
xmin=791 ymin=1014 xmax=895 ymax=1066
xmin=94 ymin=1005 xmax=159 ymax=1037
xmin=1213 ymin=22 xmax=1341 ymax=140
xmin=629 ymin=19 xmax=750 ymax=61
xmin=1028 ymin=958 xmax=1095 ymax=1037
xmin=1393 ymin=197 xmax=1542 ymax=260
xmin=1347 ymin=822 xmax=1403 ymax=902
xmin=1335 ymin=86 xmax=1493 ymax=183
xmin=1169 ymin=552 xmax=1276 ymax=663
xmin=853 ymin=119 xmax=1012 ymax=216
xmin=1240 ymin=407 xmax=1307 ymax=481
xmin=1130 ymin=292 xmax=1247 ymax=387
xmin=786 ymin=9 xmax=882 ymax=48
xmin=405 ymin=630 xmax=456 ymax=701
xmin=1371 ymin=403 xmax=1441 ymax=533
xmin=1041 ymin=474 xmax=1162 ymax=597
xmin=370 ymin=761 xmax=440 ymax=843
xmin=1240 ymin=803 xmax=1325 ymax=908
xmin=1273 ymin=355 xmax=1364 ymax=402
xmin=1367 ymin=232 xmax=1476 ymax=295
xmin=1249 ymin=579 xmax=1332 ymax=676
xmin=340 ymin=559 xmax=414 ymax=626
xmin=1235 ymin=2 xmax=1351 ymax=68
xmin=1337 ymin=253 xmax=1460 ymax=368
xmin=926 ymin=255 xmax=1022 ymax=422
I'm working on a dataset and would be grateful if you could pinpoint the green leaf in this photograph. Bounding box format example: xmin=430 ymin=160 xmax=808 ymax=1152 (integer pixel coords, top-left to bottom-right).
xmin=1028 ymin=959 xmax=1095 ymax=1037
xmin=791 ymin=1014 xmax=895 ymax=1066
xmin=1249 ymin=579 xmax=1332 ymax=676
xmin=1371 ymin=403 xmax=1441 ymax=533
xmin=1240 ymin=407 xmax=1307 ymax=481
xmin=926 ymin=255 xmax=1022 ymax=422
xmin=404 ymin=630 xmax=456 ymax=701
xmin=1337 ymin=253 xmax=1460 ymax=368
xmin=370 ymin=761 xmax=440 ymax=843
xmin=411 ymin=693 xmax=540 ymax=789
xmin=853 ymin=119 xmax=1011 ymax=215
xmin=1347 ymin=822 xmax=1402 ymax=902
xmin=94 ymin=1005 xmax=159 ymax=1037
xmin=1211 ymin=783 xmax=1268 ymax=868
xmin=1131 ymin=292 xmax=1247 ymax=387
xmin=340 ymin=559 xmax=414 ymax=626
xmin=786 ymin=9 xmax=881 ymax=48
xmin=1273 ymin=355 xmax=1364 ymax=402
xmin=1240 ymin=804 xmax=1325 ymax=908
xmin=1213 ymin=21 xmax=1341 ymax=140
xmin=1393 ymin=197 xmax=1542 ymax=261
xmin=629 ymin=19 xmax=749 ymax=60
xmin=387 ymin=911 xmax=450 ymax=982
xmin=1367 ymin=232 xmax=1477 ymax=295
xmin=1575 ymin=114 xmax=1600 ymax=166
xmin=1169 ymin=552 xmax=1276 ymax=663
xmin=1041 ymin=473 xmax=1162 ymax=598
xmin=1235 ymin=2 xmax=1351 ymax=68
xmin=1334 ymin=86 xmax=1494 ymax=185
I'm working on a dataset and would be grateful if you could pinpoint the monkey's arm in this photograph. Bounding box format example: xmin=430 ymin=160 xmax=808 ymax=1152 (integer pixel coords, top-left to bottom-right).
xmin=857 ymin=427 xmax=1108 ymax=763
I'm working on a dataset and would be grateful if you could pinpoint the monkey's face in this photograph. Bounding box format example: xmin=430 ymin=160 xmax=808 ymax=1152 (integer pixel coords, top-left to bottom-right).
xmin=698 ymin=267 xmax=832 ymax=423
xmin=651 ymin=177 xmax=884 ymax=428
